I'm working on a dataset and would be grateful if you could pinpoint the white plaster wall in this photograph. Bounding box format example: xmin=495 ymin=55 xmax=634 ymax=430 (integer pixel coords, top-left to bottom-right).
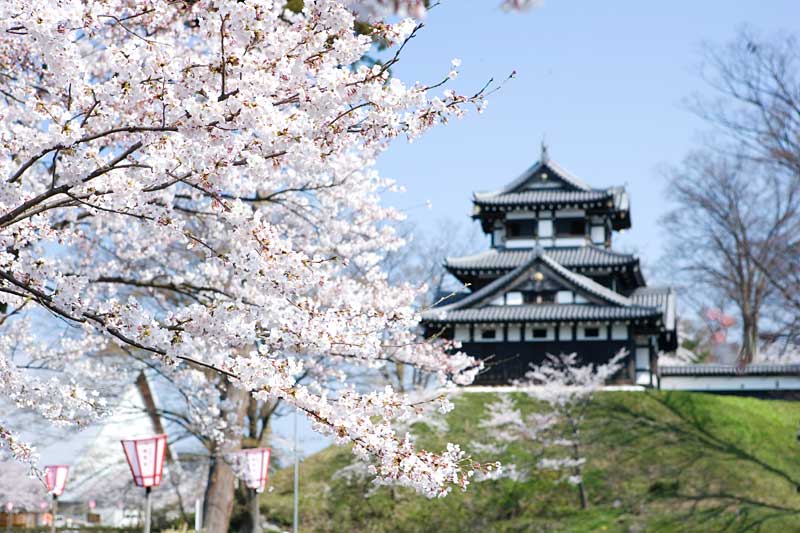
xmin=591 ymin=225 xmax=605 ymax=244
xmin=555 ymin=209 xmax=585 ymax=218
xmin=611 ymin=323 xmax=628 ymax=340
xmin=635 ymin=347 xmax=650 ymax=369
xmin=556 ymin=291 xmax=574 ymax=304
xmin=553 ymin=237 xmax=586 ymax=247
xmin=506 ymin=238 xmax=538 ymax=249
xmin=660 ymin=376 xmax=800 ymax=391
xmin=538 ymin=219 xmax=553 ymax=237
xmin=506 ymin=291 xmax=523 ymax=305
xmin=454 ymin=325 xmax=470 ymax=342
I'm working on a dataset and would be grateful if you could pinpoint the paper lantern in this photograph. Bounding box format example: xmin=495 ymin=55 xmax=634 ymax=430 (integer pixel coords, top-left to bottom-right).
xmin=44 ymin=465 xmax=69 ymax=496
xmin=236 ymin=448 xmax=271 ymax=493
xmin=120 ymin=434 xmax=167 ymax=488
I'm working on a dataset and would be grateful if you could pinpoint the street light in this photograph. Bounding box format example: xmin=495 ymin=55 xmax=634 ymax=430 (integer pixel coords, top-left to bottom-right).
xmin=120 ymin=434 xmax=167 ymax=533
xmin=44 ymin=465 xmax=69 ymax=533
xmin=234 ymin=448 xmax=271 ymax=533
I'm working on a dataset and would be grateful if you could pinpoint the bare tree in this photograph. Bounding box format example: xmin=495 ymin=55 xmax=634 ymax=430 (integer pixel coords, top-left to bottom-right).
xmin=662 ymin=152 xmax=794 ymax=363
xmin=664 ymin=29 xmax=800 ymax=363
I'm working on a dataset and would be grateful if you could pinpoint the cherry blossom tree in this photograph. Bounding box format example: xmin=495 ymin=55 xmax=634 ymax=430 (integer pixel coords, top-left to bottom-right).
xmin=0 ymin=1 xmax=539 ymax=517
xmin=478 ymin=351 xmax=626 ymax=509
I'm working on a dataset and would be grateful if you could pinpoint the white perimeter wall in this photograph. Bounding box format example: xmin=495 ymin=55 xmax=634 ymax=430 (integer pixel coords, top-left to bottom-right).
xmin=660 ymin=375 xmax=800 ymax=391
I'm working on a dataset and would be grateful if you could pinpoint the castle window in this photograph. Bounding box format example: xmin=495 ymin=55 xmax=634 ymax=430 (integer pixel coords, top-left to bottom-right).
xmin=531 ymin=328 xmax=548 ymax=339
xmin=583 ymin=327 xmax=600 ymax=338
xmin=554 ymin=218 xmax=586 ymax=237
xmin=480 ymin=329 xmax=497 ymax=340
xmin=506 ymin=219 xmax=537 ymax=239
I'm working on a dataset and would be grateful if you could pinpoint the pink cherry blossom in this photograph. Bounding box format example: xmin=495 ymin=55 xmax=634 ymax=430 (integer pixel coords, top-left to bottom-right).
xmin=0 ymin=0 xmax=499 ymax=496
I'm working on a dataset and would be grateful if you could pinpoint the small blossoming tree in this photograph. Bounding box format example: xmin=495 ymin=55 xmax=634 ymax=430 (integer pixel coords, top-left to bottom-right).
xmin=479 ymin=351 xmax=626 ymax=509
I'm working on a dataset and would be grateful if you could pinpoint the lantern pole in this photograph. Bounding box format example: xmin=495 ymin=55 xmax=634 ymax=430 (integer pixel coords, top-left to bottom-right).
xmin=50 ymin=495 xmax=57 ymax=533
xmin=250 ymin=488 xmax=261 ymax=533
xmin=143 ymin=487 xmax=152 ymax=533
xmin=292 ymin=408 xmax=299 ymax=533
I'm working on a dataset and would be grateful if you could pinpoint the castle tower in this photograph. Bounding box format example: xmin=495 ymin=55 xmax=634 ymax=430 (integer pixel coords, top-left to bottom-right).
xmin=422 ymin=149 xmax=677 ymax=385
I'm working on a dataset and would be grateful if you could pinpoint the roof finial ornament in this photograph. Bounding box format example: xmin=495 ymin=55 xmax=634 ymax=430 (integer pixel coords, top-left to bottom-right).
xmin=540 ymin=135 xmax=549 ymax=163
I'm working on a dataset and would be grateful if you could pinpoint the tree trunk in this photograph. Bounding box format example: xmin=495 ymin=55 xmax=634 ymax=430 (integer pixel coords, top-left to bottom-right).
xmin=576 ymin=479 xmax=588 ymax=510
xmin=740 ymin=313 xmax=759 ymax=364
xmin=203 ymin=382 xmax=249 ymax=532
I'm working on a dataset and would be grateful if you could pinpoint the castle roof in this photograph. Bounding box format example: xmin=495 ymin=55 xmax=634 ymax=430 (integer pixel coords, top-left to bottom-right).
xmin=445 ymin=245 xmax=640 ymax=273
xmin=472 ymin=156 xmax=631 ymax=229
xmin=423 ymin=304 xmax=662 ymax=324
xmin=423 ymin=248 xmax=673 ymax=329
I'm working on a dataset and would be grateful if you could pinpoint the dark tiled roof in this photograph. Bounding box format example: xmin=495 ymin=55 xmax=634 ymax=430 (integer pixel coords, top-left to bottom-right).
xmin=445 ymin=246 xmax=638 ymax=272
xmin=631 ymin=287 xmax=676 ymax=330
xmin=423 ymin=248 xmax=676 ymax=329
xmin=438 ymin=248 xmax=632 ymax=311
xmin=542 ymin=253 xmax=632 ymax=306
xmin=423 ymin=304 xmax=663 ymax=323
xmin=488 ymin=159 xmax=592 ymax=194
xmin=474 ymin=189 xmax=611 ymax=207
xmin=660 ymin=364 xmax=800 ymax=377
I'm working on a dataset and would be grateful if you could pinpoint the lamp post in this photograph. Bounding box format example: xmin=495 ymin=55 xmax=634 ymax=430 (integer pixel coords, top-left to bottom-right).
xmin=44 ymin=465 xmax=69 ymax=533
xmin=234 ymin=448 xmax=271 ymax=533
xmin=293 ymin=409 xmax=299 ymax=533
xmin=120 ymin=434 xmax=167 ymax=533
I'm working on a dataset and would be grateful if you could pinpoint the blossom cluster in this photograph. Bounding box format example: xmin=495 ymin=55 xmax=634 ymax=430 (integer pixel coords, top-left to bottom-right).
xmin=474 ymin=351 xmax=626 ymax=487
xmin=0 ymin=0 xmax=488 ymax=496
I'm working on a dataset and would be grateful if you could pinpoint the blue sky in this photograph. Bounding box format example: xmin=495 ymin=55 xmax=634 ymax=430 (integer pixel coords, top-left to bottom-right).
xmin=378 ymin=0 xmax=799 ymax=284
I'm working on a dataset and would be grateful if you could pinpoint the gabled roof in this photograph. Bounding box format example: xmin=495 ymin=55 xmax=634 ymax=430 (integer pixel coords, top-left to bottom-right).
xmin=471 ymin=153 xmax=631 ymax=230
xmin=473 ymin=189 xmax=613 ymax=207
xmin=487 ymin=158 xmax=592 ymax=195
xmin=422 ymin=248 xmax=675 ymax=329
xmin=424 ymin=304 xmax=663 ymax=324
xmin=445 ymin=246 xmax=639 ymax=272
xmin=429 ymin=248 xmax=632 ymax=315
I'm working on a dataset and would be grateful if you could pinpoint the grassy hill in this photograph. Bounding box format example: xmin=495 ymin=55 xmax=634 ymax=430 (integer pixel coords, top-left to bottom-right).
xmin=260 ymin=391 xmax=800 ymax=532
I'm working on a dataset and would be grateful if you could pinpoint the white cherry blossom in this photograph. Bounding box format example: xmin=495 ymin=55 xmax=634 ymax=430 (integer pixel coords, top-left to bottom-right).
xmin=0 ymin=0 xmax=499 ymax=497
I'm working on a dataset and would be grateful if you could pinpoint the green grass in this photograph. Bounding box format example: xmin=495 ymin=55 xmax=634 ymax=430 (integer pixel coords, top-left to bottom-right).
xmin=258 ymin=391 xmax=800 ymax=532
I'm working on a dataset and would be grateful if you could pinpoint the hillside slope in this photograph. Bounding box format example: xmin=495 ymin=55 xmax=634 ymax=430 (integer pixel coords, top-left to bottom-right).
xmin=261 ymin=391 xmax=800 ymax=532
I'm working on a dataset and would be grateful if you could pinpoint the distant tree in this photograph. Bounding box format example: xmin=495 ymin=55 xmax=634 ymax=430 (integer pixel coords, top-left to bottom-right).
xmin=479 ymin=351 xmax=626 ymax=510
xmin=663 ymin=29 xmax=800 ymax=364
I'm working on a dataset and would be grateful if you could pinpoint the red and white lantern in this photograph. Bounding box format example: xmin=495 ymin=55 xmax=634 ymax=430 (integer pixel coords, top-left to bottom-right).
xmin=120 ymin=434 xmax=168 ymax=488
xmin=235 ymin=448 xmax=271 ymax=493
xmin=44 ymin=465 xmax=69 ymax=496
